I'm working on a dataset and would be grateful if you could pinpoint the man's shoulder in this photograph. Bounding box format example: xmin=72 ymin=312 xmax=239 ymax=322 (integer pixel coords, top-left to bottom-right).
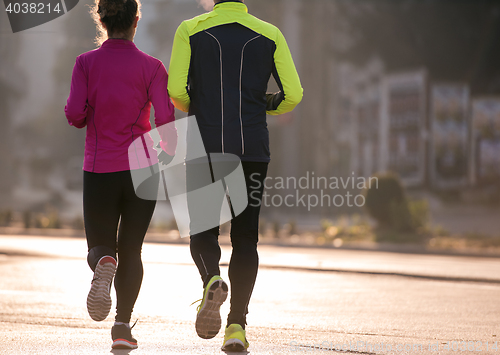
xmin=177 ymin=10 xmax=281 ymax=41
xmin=243 ymin=13 xmax=280 ymax=41
xmin=180 ymin=11 xmax=218 ymax=34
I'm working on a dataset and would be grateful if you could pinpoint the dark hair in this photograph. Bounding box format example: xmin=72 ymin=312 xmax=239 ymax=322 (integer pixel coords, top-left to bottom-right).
xmin=90 ymin=0 xmax=141 ymax=46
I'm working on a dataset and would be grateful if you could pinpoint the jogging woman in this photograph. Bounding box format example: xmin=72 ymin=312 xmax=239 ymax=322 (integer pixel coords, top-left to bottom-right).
xmin=64 ymin=0 xmax=176 ymax=349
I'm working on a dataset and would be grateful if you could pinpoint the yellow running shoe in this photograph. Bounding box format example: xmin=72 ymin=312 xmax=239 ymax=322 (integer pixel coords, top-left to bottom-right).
xmin=195 ymin=275 xmax=228 ymax=339
xmin=221 ymin=324 xmax=249 ymax=352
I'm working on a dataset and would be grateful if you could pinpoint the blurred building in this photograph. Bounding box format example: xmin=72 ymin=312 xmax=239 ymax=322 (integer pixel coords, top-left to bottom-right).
xmin=334 ymin=61 xmax=500 ymax=192
xmin=382 ymin=70 xmax=428 ymax=187
xmin=470 ymin=98 xmax=500 ymax=186
xmin=429 ymin=84 xmax=470 ymax=190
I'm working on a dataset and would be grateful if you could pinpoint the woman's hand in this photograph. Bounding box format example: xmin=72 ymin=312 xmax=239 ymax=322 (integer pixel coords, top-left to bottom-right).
xmin=157 ymin=143 xmax=174 ymax=166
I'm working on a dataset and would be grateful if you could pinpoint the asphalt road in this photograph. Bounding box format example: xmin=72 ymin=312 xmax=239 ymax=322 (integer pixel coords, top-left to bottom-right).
xmin=0 ymin=235 xmax=499 ymax=354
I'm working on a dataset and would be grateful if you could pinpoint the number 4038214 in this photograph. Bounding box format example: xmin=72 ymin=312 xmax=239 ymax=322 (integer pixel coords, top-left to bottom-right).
xmin=5 ymin=2 xmax=62 ymax=14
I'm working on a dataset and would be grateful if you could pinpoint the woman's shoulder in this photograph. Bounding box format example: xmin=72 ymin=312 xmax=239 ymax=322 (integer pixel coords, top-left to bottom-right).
xmin=135 ymin=49 xmax=166 ymax=70
xmin=76 ymin=47 xmax=99 ymax=59
xmin=136 ymin=48 xmax=160 ymax=62
xmin=75 ymin=46 xmax=107 ymax=67
xmin=74 ymin=44 xmax=166 ymax=76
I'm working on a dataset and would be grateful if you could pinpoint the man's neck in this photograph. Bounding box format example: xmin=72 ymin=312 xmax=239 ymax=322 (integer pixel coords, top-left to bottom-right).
xmin=215 ymin=0 xmax=243 ymax=4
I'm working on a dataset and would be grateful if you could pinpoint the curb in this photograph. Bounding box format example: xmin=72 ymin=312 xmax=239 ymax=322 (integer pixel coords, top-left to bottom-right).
xmin=1 ymin=227 xmax=500 ymax=259
xmin=245 ymin=264 xmax=500 ymax=285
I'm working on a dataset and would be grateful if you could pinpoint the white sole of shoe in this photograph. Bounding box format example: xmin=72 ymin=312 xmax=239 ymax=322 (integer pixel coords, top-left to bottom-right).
xmin=195 ymin=279 xmax=228 ymax=339
xmin=222 ymin=338 xmax=248 ymax=352
xmin=87 ymin=256 xmax=116 ymax=322
xmin=112 ymin=339 xmax=138 ymax=349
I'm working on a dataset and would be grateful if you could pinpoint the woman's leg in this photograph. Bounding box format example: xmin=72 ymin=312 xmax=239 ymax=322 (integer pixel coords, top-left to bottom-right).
xmin=114 ymin=171 xmax=157 ymax=323
xmin=83 ymin=171 xmax=123 ymax=322
xmin=83 ymin=171 xmax=121 ymax=270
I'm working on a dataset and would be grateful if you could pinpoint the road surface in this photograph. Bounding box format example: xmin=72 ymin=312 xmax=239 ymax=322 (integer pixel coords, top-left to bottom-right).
xmin=0 ymin=235 xmax=499 ymax=354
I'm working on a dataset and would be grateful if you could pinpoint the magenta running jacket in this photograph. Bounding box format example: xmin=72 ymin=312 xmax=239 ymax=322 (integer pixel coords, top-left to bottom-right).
xmin=65 ymin=38 xmax=177 ymax=173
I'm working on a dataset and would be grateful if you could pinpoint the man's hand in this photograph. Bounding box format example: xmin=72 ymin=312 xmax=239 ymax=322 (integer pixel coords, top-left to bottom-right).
xmin=266 ymin=91 xmax=284 ymax=111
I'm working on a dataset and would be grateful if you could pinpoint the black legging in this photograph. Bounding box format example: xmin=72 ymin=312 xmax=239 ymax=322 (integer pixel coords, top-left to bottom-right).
xmin=84 ymin=169 xmax=157 ymax=323
xmin=188 ymin=161 xmax=268 ymax=328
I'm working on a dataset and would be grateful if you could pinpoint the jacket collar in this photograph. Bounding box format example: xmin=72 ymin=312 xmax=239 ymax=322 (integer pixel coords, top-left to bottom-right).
xmin=213 ymin=1 xmax=248 ymax=13
xmin=101 ymin=38 xmax=137 ymax=49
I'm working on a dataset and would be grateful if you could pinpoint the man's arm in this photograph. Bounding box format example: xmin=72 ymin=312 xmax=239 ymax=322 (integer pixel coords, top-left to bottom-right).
xmin=267 ymin=28 xmax=303 ymax=116
xmin=168 ymin=21 xmax=191 ymax=113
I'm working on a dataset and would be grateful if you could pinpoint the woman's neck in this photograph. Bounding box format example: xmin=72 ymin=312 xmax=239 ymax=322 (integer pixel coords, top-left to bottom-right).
xmin=109 ymin=37 xmax=133 ymax=42
xmin=108 ymin=32 xmax=134 ymax=42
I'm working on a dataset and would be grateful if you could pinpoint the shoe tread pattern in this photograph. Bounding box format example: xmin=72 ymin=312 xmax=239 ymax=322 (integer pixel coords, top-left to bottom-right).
xmin=87 ymin=258 xmax=116 ymax=321
xmin=196 ymin=280 xmax=228 ymax=339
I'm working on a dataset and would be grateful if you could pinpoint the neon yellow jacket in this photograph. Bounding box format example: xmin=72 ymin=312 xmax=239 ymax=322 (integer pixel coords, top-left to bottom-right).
xmin=168 ymin=1 xmax=303 ymax=162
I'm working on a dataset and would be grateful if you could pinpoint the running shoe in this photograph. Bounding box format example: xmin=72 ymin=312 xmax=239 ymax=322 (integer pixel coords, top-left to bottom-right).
xmin=87 ymin=255 xmax=117 ymax=322
xmin=221 ymin=324 xmax=249 ymax=352
xmin=111 ymin=323 xmax=138 ymax=349
xmin=194 ymin=275 xmax=228 ymax=339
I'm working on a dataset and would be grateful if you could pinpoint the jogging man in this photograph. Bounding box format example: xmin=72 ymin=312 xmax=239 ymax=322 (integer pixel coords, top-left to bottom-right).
xmin=168 ymin=0 xmax=302 ymax=351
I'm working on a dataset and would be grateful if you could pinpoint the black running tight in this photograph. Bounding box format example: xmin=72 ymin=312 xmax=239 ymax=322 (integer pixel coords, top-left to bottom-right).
xmin=189 ymin=161 xmax=268 ymax=329
xmin=84 ymin=169 xmax=157 ymax=323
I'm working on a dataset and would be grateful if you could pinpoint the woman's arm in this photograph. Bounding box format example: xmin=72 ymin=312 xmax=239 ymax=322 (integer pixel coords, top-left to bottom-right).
xmin=65 ymin=56 xmax=88 ymax=128
xmin=149 ymin=61 xmax=177 ymax=156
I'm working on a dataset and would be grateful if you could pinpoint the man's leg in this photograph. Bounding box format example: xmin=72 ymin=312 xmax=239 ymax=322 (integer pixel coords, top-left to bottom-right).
xmin=186 ymin=160 xmax=225 ymax=284
xmin=227 ymin=161 xmax=268 ymax=328
xmin=186 ymin=159 xmax=230 ymax=339
xmin=190 ymin=227 xmax=221 ymax=286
